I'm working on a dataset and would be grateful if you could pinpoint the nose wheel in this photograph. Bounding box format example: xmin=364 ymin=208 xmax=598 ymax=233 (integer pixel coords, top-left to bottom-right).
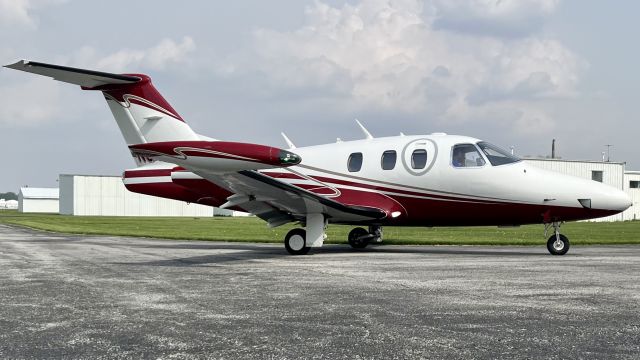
xmin=545 ymin=222 xmax=570 ymax=255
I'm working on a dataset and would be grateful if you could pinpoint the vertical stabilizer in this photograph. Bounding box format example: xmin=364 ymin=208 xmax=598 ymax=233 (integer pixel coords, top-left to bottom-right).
xmin=86 ymin=74 xmax=199 ymax=145
xmin=4 ymin=60 xmax=199 ymax=147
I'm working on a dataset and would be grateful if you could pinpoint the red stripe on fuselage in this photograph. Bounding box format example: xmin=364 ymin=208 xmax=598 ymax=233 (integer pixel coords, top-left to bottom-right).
xmin=85 ymin=74 xmax=184 ymax=121
xmin=262 ymin=171 xmax=504 ymax=204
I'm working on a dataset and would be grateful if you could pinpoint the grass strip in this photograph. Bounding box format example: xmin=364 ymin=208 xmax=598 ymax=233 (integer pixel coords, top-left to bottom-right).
xmin=1 ymin=210 xmax=639 ymax=246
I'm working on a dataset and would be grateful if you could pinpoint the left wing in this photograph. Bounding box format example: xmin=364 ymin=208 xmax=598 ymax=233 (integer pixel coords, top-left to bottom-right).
xmin=128 ymin=141 xmax=387 ymax=226
xmin=191 ymin=168 xmax=387 ymax=227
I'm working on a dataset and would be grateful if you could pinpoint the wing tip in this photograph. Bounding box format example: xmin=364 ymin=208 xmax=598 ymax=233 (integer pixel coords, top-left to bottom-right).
xmin=3 ymin=59 xmax=28 ymax=69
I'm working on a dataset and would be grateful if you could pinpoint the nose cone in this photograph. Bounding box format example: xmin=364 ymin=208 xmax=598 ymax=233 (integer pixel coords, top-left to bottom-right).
xmin=610 ymin=189 xmax=633 ymax=212
xmin=594 ymin=186 xmax=632 ymax=212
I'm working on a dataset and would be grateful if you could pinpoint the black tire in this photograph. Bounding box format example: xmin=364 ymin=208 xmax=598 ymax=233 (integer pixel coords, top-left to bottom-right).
xmin=285 ymin=228 xmax=310 ymax=255
xmin=547 ymin=234 xmax=570 ymax=255
xmin=348 ymin=227 xmax=370 ymax=249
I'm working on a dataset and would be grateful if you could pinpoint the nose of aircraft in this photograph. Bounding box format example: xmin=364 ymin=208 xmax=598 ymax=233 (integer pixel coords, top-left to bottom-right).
xmin=612 ymin=188 xmax=633 ymax=211
xmin=597 ymin=186 xmax=632 ymax=212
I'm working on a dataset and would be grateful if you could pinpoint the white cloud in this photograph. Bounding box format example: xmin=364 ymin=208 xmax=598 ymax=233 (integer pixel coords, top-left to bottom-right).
xmin=0 ymin=77 xmax=62 ymax=126
xmin=431 ymin=0 xmax=560 ymax=37
xmin=0 ymin=36 xmax=197 ymax=127
xmin=0 ymin=0 xmax=67 ymax=29
xmin=0 ymin=0 xmax=35 ymax=28
xmin=232 ymin=0 xmax=584 ymax=134
xmin=70 ymin=36 xmax=196 ymax=73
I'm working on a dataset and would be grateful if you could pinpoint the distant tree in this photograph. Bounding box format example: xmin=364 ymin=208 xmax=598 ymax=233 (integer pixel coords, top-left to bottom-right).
xmin=0 ymin=192 xmax=18 ymax=200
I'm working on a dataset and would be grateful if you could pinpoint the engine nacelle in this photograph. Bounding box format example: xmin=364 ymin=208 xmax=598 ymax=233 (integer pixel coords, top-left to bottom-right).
xmin=128 ymin=141 xmax=301 ymax=172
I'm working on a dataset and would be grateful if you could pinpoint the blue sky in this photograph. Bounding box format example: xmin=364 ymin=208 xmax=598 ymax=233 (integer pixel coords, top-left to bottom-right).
xmin=1 ymin=0 xmax=639 ymax=191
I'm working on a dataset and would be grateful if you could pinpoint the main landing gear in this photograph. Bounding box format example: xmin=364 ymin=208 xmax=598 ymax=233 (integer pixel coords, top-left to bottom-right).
xmin=545 ymin=221 xmax=570 ymax=256
xmin=284 ymin=220 xmax=383 ymax=255
xmin=348 ymin=226 xmax=383 ymax=250
xmin=284 ymin=228 xmax=310 ymax=255
xmin=284 ymin=213 xmax=327 ymax=255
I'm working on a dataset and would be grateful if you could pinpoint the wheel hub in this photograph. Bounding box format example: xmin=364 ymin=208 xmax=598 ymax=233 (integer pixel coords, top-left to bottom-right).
xmin=553 ymin=239 xmax=564 ymax=251
xmin=289 ymin=234 xmax=305 ymax=251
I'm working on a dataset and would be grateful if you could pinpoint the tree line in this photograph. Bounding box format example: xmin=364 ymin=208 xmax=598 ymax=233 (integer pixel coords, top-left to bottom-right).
xmin=0 ymin=192 xmax=18 ymax=200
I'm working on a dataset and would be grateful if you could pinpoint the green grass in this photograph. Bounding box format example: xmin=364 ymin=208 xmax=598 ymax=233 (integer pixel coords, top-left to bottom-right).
xmin=1 ymin=210 xmax=639 ymax=245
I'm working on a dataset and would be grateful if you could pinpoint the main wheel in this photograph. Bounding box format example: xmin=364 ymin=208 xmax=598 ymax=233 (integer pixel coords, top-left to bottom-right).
xmin=348 ymin=227 xmax=370 ymax=249
xmin=285 ymin=228 xmax=310 ymax=255
xmin=547 ymin=234 xmax=570 ymax=255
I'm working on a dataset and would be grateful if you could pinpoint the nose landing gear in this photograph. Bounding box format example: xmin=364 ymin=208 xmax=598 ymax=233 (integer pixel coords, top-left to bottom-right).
xmin=545 ymin=221 xmax=570 ymax=255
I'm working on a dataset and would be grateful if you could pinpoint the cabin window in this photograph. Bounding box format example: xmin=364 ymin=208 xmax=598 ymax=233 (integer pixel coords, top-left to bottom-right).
xmin=411 ymin=149 xmax=428 ymax=169
xmin=630 ymin=181 xmax=640 ymax=188
xmin=348 ymin=152 xmax=363 ymax=172
xmin=476 ymin=141 xmax=520 ymax=166
xmin=452 ymin=144 xmax=485 ymax=168
xmin=381 ymin=150 xmax=397 ymax=170
xmin=592 ymin=170 xmax=603 ymax=183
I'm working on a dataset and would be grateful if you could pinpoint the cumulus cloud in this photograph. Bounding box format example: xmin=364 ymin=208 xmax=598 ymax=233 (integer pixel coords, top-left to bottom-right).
xmin=0 ymin=36 xmax=196 ymax=127
xmin=0 ymin=0 xmax=67 ymax=29
xmin=70 ymin=36 xmax=197 ymax=72
xmin=431 ymin=0 xmax=560 ymax=37
xmin=233 ymin=0 xmax=583 ymax=134
xmin=0 ymin=77 xmax=62 ymax=126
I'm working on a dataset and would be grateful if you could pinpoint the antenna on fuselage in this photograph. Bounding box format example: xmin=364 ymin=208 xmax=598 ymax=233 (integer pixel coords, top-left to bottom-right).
xmin=354 ymin=119 xmax=373 ymax=140
xmin=280 ymin=132 xmax=296 ymax=149
xmin=400 ymin=132 xmax=405 ymax=136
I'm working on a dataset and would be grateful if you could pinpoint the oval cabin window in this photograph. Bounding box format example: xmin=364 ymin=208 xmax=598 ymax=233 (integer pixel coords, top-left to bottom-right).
xmin=411 ymin=149 xmax=428 ymax=169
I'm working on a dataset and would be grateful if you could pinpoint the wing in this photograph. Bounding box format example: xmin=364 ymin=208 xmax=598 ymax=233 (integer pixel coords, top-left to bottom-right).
xmin=190 ymin=168 xmax=387 ymax=227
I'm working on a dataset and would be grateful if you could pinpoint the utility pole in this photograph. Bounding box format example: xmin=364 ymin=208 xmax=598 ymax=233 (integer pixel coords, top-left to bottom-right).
xmin=551 ymin=139 xmax=556 ymax=159
xmin=605 ymin=144 xmax=612 ymax=162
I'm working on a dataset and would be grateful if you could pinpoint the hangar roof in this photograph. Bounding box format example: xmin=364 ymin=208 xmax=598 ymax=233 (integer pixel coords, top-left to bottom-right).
xmin=19 ymin=187 xmax=59 ymax=199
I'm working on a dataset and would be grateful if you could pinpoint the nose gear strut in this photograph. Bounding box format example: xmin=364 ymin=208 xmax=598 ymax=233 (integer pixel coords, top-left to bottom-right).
xmin=544 ymin=221 xmax=570 ymax=255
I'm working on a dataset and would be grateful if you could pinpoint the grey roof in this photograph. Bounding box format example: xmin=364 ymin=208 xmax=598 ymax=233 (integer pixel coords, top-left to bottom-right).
xmin=523 ymin=157 xmax=626 ymax=165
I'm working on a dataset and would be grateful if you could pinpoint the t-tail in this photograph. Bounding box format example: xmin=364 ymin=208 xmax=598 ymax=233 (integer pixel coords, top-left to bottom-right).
xmin=4 ymin=60 xmax=201 ymax=165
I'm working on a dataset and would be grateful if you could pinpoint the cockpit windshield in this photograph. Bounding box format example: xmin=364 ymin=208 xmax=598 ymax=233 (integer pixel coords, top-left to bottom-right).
xmin=476 ymin=141 xmax=520 ymax=166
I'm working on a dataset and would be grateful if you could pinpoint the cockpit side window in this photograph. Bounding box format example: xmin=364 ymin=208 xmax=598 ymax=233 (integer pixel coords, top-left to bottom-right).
xmin=452 ymin=144 xmax=485 ymax=168
xmin=477 ymin=141 xmax=520 ymax=166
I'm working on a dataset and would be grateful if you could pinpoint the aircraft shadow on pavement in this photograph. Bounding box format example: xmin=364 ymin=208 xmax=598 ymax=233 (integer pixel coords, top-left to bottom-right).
xmin=320 ymin=245 xmax=547 ymax=256
xmin=123 ymin=244 xmax=546 ymax=267
xmin=117 ymin=242 xmax=290 ymax=267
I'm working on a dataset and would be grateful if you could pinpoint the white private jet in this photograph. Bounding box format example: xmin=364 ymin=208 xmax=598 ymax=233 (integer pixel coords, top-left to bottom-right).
xmin=6 ymin=60 xmax=632 ymax=255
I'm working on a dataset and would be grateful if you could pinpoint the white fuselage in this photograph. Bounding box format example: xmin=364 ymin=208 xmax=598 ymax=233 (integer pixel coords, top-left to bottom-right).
xmin=259 ymin=134 xmax=631 ymax=226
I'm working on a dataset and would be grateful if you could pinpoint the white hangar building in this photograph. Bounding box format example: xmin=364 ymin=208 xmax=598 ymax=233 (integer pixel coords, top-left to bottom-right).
xmin=59 ymin=174 xmax=246 ymax=217
xmin=18 ymin=187 xmax=60 ymax=213
xmin=624 ymin=171 xmax=640 ymax=221
xmin=523 ymin=158 xmax=639 ymax=221
xmin=0 ymin=199 xmax=18 ymax=209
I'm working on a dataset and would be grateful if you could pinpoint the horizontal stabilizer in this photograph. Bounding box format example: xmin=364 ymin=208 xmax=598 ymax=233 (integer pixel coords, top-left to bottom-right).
xmin=4 ymin=60 xmax=141 ymax=88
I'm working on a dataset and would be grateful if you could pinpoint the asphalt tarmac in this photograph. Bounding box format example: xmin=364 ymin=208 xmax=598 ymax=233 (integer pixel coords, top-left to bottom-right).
xmin=1 ymin=224 xmax=639 ymax=359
